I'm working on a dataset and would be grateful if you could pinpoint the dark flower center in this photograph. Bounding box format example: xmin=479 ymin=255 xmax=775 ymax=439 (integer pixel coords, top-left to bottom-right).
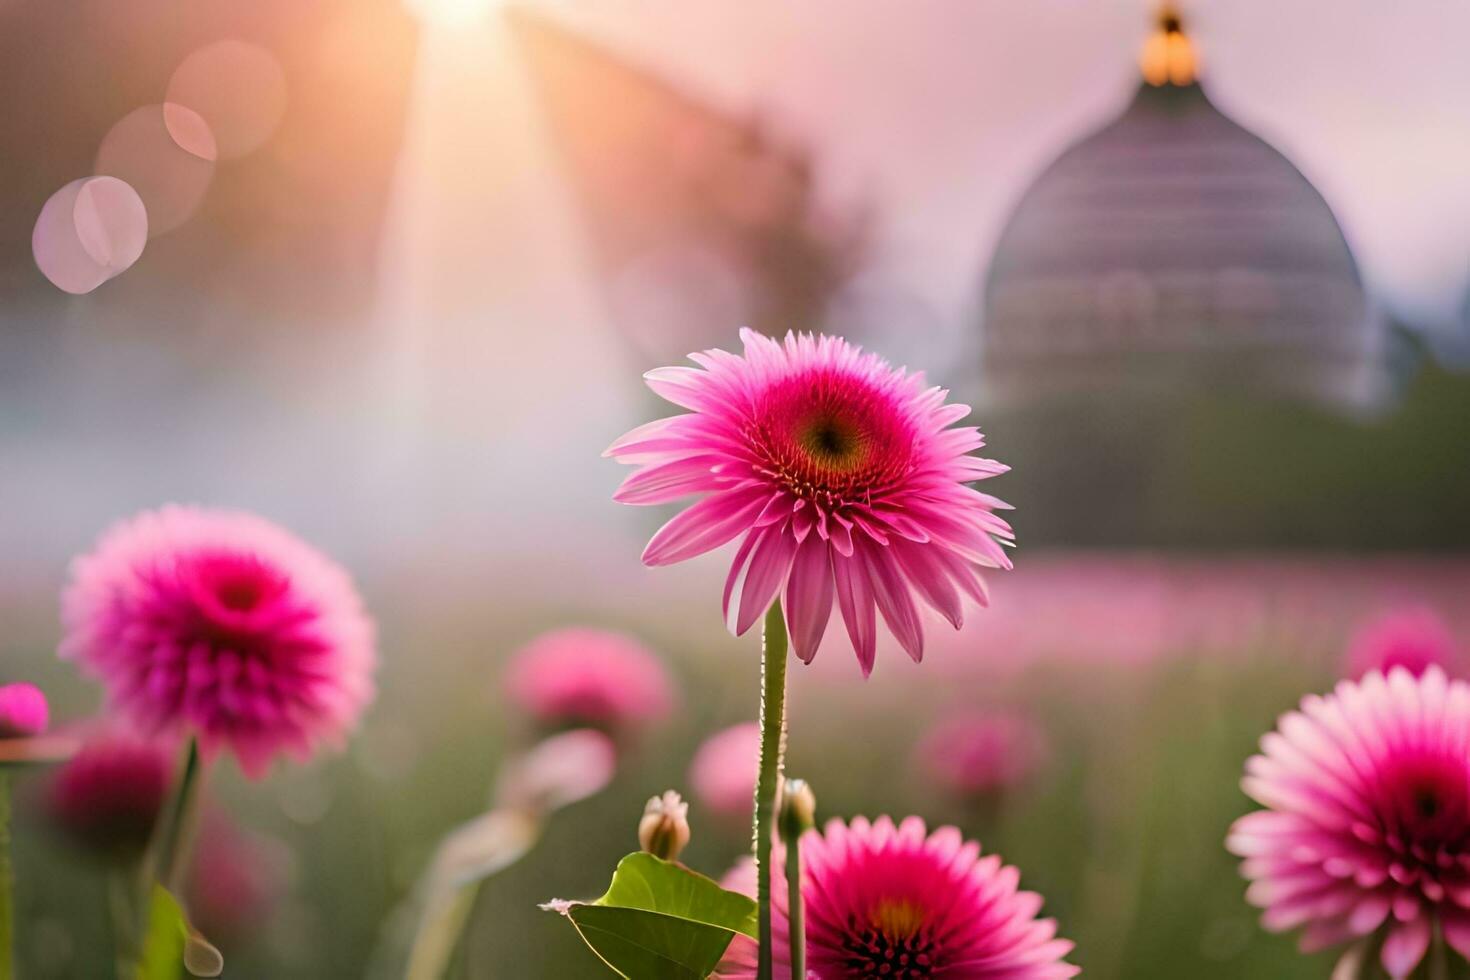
xmin=1415 ymin=786 xmax=1442 ymax=822
xmin=799 ymin=414 xmax=862 ymax=467
xmin=1376 ymin=752 xmax=1470 ymax=857
xmin=215 ymin=575 xmax=266 ymax=613
xmin=185 ymin=553 xmax=292 ymax=640
xmin=749 ymin=371 xmax=915 ymax=507
xmin=840 ymin=904 xmax=937 ymax=978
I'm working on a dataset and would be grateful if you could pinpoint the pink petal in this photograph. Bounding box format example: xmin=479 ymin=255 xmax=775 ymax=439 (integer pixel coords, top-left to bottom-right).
xmin=832 ymin=552 xmax=876 ymax=677
xmin=613 ymin=455 xmax=727 ymax=504
xmin=1380 ymin=916 xmax=1431 ymax=978
xmin=736 ymin=529 xmax=798 ymax=636
xmin=722 ymin=528 xmax=765 ymax=625
xmin=644 ymin=366 xmax=720 ymax=412
xmin=891 ymin=540 xmax=963 ymax=629
xmin=642 ymin=490 xmax=767 ymax=566
xmin=859 ymin=539 xmax=924 ymax=662
xmin=783 ymin=535 xmax=834 ymax=663
xmin=1443 ymin=909 xmax=1470 ymax=959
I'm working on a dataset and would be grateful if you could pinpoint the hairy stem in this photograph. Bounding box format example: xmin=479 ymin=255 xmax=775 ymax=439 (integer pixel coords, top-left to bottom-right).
xmin=753 ymin=601 xmax=789 ymax=980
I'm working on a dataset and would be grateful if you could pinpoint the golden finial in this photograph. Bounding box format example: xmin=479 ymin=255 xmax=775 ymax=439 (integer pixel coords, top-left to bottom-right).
xmin=1140 ymin=3 xmax=1197 ymax=87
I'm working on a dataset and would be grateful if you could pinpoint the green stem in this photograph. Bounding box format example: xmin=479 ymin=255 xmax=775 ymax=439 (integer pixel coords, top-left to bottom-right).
xmin=753 ymin=601 xmax=789 ymax=980
xmin=783 ymin=827 xmax=805 ymax=980
xmin=1429 ymin=923 xmax=1449 ymax=980
xmin=1 ymin=772 xmax=13 ymax=980
xmin=155 ymin=739 xmax=203 ymax=894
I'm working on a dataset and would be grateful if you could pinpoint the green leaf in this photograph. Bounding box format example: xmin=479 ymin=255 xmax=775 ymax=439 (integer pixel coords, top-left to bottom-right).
xmin=593 ymin=853 xmax=758 ymax=938
xmin=135 ymin=885 xmax=186 ymax=980
xmin=565 ymin=906 xmax=736 ymax=980
xmin=545 ymin=853 xmax=758 ymax=979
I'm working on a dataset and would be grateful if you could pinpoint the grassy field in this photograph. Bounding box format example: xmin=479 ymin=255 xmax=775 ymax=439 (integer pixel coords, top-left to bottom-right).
xmin=5 ymin=557 xmax=1467 ymax=978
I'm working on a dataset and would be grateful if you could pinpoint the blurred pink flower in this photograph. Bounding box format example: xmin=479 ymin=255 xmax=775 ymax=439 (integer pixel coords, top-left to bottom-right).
xmin=504 ymin=628 xmax=673 ymax=735
xmin=1227 ymin=667 xmax=1470 ymax=978
xmin=717 ymin=815 xmax=1077 ymax=979
xmin=187 ymin=811 xmax=291 ymax=946
xmin=1344 ymin=605 xmax=1460 ymax=680
xmin=687 ymin=721 xmax=760 ymax=822
xmin=0 ymin=683 xmax=49 ymax=739
xmin=60 ymin=506 xmax=376 ymax=778
xmin=46 ymin=725 xmax=174 ymax=861
xmin=916 ymin=710 xmax=1049 ymax=800
xmin=607 ymin=329 xmax=1013 ymax=675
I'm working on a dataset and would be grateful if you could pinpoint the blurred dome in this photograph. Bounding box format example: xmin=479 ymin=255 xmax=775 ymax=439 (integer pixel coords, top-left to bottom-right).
xmin=982 ymin=10 xmax=1384 ymax=410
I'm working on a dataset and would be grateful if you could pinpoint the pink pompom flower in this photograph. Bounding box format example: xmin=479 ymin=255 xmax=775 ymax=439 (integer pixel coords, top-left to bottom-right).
xmin=60 ymin=506 xmax=376 ymax=778
xmin=916 ymin=710 xmax=1049 ymax=801
xmin=717 ymin=815 xmax=1078 ymax=979
xmin=1344 ymin=605 xmax=1460 ymax=681
xmin=0 ymin=683 xmax=49 ymax=739
xmin=687 ymin=721 xmax=760 ymax=823
xmin=1227 ymin=667 xmax=1470 ymax=978
xmin=504 ymin=628 xmax=673 ymax=736
xmin=607 ymin=330 xmax=1013 ymax=676
xmin=46 ymin=725 xmax=174 ymax=861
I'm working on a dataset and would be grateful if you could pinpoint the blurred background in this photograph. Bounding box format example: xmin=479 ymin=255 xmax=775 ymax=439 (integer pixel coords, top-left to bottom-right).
xmin=2 ymin=0 xmax=1468 ymax=976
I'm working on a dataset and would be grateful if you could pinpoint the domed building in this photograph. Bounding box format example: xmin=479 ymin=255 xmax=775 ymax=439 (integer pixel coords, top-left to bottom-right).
xmin=981 ymin=8 xmax=1384 ymax=411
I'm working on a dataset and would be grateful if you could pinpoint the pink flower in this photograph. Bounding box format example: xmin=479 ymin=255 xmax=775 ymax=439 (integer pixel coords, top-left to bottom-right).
xmin=916 ymin=711 xmax=1049 ymax=800
xmin=60 ymin=506 xmax=377 ymax=778
xmin=46 ymin=725 xmax=174 ymax=861
xmin=504 ymin=628 xmax=673 ymax=735
xmin=717 ymin=815 xmax=1077 ymax=979
xmin=1344 ymin=605 xmax=1460 ymax=681
xmin=607 ymin=330 xmax=1013 ymax=676
xmin=0 ymin=683 xmax=49 ymax=739
xmin=1227 ymin=667 xmax=1470 ymax=978
xmin=687 ymin=721 xmax=760 ymax=822
xmin=187 ymin=812 xmax=291 ymax=945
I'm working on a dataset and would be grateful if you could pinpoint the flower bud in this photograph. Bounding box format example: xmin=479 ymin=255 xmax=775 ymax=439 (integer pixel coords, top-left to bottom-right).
xmin=778 ymin=778 xmax=816 ymax=843
xmin=0 ymin=683 xmax=49 ymax=739
xmin=638 ymin=790 xmax=691 ymax=862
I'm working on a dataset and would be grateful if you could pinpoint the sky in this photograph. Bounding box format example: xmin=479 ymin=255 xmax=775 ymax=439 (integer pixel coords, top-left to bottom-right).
xmin=3 ymin=0 xmax=1467 ymax=586
xmin=557 ymin=0 xmax=1470 ymax=335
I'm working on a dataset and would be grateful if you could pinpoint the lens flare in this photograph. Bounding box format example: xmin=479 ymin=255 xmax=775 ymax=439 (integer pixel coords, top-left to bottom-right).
xmin=95 ymin=104 xmax=215 ymax=237
xmin=33 ymin=177 xmax=148 ymax=294
xmin=166 ymin=40 xmax=287 ymax=160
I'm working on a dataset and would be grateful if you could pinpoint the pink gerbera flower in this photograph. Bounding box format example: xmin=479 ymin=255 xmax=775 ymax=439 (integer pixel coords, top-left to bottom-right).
xmin=607 ymin=330 xmax=1013 ymax=675
xmin=916 ymin=711 xmax=1049 ymax=801
xmin=717 ymin=815 xmax=1077 ymax=979
xmin=504 ymin=628 xmax=674 ymax=736
xmin=60 ymin=506 xmax=376 ymax=778
xmin=687 ymin=721 xmax=760 ymax=822
xmin=1344 ymin=605 xmax=1460 ymax=681
xmin=1227 ymin=667 xmax=1470 ymax=978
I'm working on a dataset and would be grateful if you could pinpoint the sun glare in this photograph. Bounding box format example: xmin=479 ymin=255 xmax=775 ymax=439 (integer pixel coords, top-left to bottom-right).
xmin=405 ymin=0 xmax=503 ymax=28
